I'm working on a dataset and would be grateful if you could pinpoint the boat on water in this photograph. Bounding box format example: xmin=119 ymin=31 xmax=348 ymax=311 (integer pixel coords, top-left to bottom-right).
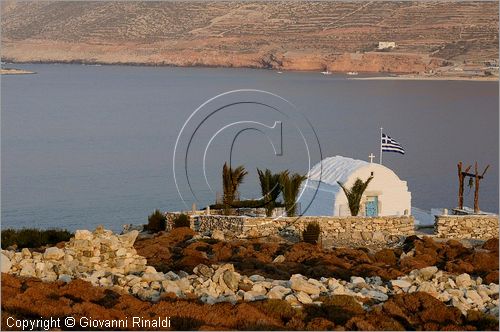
xmin=347 ymin=71 xmax=359 ymax=76
xmin=321 ymin=71 xmax=332 ymax=75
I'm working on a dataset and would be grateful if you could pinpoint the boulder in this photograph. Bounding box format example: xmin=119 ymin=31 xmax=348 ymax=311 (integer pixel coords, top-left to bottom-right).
xmin=244 ymin=290 xmax=267 ymax=302
xmin=74 ymin=230 xmax=93 ymax=241
xmin=455 ymin=273 xmax=472 ymax=288
xmin=43 ymin=247 xmax=65 ymax=260
xmin=273 ymin=255 xmax=285 ymax=263
xmin=1 ymin=253 xmax=12 ymax=273
xmin=296 ymin=291 xmax=313 ymax=304
xmin=267 ymin=285 xmax=292 ymax=299
xmin=365 ymin=290 xmax=388 ymax=302
xmin=418 ymin=266 xmax=438 ymax=281
xmin=118 ymin=230 xmax=139 ymax=247
xmin=211 ymin=230 xmax=225 ymax=241
xmin=249 ymin=274 xmax=265 ymax=282
xmin=390 ymin=279 xmax=412 ymax=289
xmin=223 ymin=270 xmax=240 ymax=291
xmin=193 ymin=264 xmax=213 ymax=278
xmin=162 ymin=280 xmax=182 ymax=296
xmin=350 ymin=276 xmax=365 ymax=284
xmin=290 ymin=275 xmax=320 ymax=295
xmin=19 ymin=263 xmax=36 ymax=277
xmin=58 ymin=274 xmax=72 ymax=283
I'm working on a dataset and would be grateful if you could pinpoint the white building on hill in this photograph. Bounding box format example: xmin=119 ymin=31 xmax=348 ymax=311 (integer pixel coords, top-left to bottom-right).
xmin=298 ymin=156 xmax=411 ymax=217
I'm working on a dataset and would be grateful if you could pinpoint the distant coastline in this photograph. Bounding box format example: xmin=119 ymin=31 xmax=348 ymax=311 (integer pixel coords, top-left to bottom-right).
xmin=0 ymin=67 xmax=36 ymax=75
xmin=3 ymin=60 xmax=497 ymax=82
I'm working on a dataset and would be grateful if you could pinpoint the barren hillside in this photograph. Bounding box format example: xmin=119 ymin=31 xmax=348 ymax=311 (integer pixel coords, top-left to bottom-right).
xmin=1 ymin=1 xmax=498 ymax=73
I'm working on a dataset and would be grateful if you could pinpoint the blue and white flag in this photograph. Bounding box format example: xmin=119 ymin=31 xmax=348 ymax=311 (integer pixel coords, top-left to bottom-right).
xmin=381 ymin=133 xmax=405 ymax=155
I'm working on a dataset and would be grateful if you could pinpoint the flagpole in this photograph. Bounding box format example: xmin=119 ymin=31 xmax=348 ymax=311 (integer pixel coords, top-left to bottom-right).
xmin=380 ymin=127 xmax=383 ymax=165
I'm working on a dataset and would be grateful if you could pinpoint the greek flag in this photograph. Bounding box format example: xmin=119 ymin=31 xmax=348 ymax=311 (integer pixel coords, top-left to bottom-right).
xmin=381 ymin=133 xmax=405 ymax=155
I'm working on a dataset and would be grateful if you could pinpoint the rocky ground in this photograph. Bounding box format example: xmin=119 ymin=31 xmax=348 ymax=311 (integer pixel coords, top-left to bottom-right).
xmin=1 ymin=227 xmax=499 ymax=330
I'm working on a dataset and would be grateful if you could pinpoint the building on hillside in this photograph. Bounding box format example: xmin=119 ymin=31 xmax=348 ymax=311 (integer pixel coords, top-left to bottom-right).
xmin=298 ymin=155 xmax=411 ymax=217
xmin=378 ymin=41 xmax=396 ymax=50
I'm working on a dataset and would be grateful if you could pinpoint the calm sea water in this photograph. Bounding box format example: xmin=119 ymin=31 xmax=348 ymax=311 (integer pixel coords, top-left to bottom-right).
xmin=2 ymin=64 xmax=498 ymax=231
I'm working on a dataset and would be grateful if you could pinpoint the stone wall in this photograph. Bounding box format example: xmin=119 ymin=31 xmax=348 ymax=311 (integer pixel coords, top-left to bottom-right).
xmin=435 ymin=215 xmax=499 ymax=239
xmin=186 ymin=215 xmax=415 ymax=242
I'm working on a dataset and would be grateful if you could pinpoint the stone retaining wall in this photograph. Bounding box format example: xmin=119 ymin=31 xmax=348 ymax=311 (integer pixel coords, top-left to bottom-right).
xmin=177 ymin=214 xmax=415 ymax=242
xmin=435 ymin=215 xmax=499 ymax=239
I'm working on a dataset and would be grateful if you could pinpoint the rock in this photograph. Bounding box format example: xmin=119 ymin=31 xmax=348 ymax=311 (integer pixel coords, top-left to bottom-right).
xmin=285 ymin=294 xmax=300 ymax=306
xmin=211 ymin=230 xmax=225 ymax=241
xmin=162 ymin=280 xmax=182 ymax=296
xmin=223 ymin=270 xmax=240 ymax=291
xmin=137 ymin=288 xmax=160 ymax=302
xmin=244 ymin=291 xmax=267 ymax=302
xmin=194 ymin=264 xmax=213 ymax=278
xmin=165 ymin=271 xmax=180 ymax=280
xmin=118 ymin=230 xmax=139 ymax=247
xmin=1 ymin=253 xmax=12 ymax=273
xmin=251 ymin=284 xmax=267 ymax=295
xmin=417 ymin=281 xmax=438 ymax=297
xmin=74 ymin=230 xmax=93 ymax=241
xmin=350 ymin=276 xmax=365 ymax=284
xmin=249 ymin=274 xmax=265 ymax=282
xmin=296 ymin=291 xmax=313 ymax=304
xmin=267 ymin=285 xmax=292 ymax=299
xmin=273 ymin=255 xmax=285 ymax=263
xmin=58 ymin=274 xmax=72 ymax=283
xmin=366 ymin=276 xmax=383 ymax=286
xmin=365 ymin=290 xmax=388 ymax=302
xmin=290 ymin=275 xmax=320 ymax=295
xmin=142 ymin=272 xmax=164 ymax=282
xmin=19 ymin=262 xmax=36 ymax=277
xmin=21 ymin=248 xmax=32 ymax=258
xmin=418 ymin=266 xmax=438 ymax=281
xmin=175 ymin=278 xmax=192 ymax=293
xmin=466 ymin=289 xmax=483 ymax=305
xmin=390 ymin=279 xmax=412 ymax=289
xmin=43 ymin=247 xmax=65 ymax=260
xmin=455 ymin=273 xmax=472 ymax=288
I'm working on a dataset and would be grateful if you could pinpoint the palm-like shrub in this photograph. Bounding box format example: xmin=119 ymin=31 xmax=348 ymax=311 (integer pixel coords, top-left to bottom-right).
xmin=337 ymin=176 xmax=374 ymax=216
xmin=222 ymin=162 xmax=248 ymax=215
xmin=257 ymin=168 xmax=282 ymax=217
xmin=280 ymin=171 xmax=307 ymax=217
xmin=146 ymin=209 xmax=167 ymax=233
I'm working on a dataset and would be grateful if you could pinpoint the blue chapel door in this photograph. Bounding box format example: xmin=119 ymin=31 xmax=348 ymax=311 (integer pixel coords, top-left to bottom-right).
xmin=365 ymin=196 xmax=378 ymax=217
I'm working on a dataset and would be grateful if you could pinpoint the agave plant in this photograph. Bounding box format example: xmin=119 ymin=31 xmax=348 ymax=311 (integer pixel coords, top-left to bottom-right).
xmin=257 ymin=168 xmax=282 ymax=217
xmin=337 ymin=176 xmax=374 ymax=216
xmin=222 ymin=162 xmax=248 ymax=215
xmin=280 ymin=171 xmax=307 ymax=217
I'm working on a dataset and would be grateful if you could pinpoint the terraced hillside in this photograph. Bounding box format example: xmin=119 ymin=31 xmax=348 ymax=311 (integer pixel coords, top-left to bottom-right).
xmin=1 ymin=1 xmax=498 ymax=73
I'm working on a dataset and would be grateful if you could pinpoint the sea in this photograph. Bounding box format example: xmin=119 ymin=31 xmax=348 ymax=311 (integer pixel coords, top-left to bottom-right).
xmin=1 ymin=64 xmax=498 ymax=231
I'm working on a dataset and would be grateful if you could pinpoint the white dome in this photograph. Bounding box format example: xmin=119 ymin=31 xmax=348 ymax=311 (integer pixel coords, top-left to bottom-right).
xmin=298 ymin=155 xmax=411 ymax=217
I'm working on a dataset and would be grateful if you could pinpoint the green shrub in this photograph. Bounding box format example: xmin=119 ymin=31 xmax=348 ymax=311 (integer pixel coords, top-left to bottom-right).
xmin=173 ymin=214 xmax=190 ymax=228
xmin=302 ymin=222 xmax=321 ymax=245
xmin=1 ymin=228 xmax=72 ymax=249
xmin=146 ymin=209 xmax=166 ymax=233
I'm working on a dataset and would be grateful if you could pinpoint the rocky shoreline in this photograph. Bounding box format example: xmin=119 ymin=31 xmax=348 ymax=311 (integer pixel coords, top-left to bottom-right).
xmin=1 ymin=226 xmax=498 ymax=329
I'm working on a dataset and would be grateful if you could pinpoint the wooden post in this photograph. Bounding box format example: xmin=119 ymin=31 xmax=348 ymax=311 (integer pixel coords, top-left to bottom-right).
xmin=473 ymin=163 xmax=490 ymax=213
xmin=474 ymin=162 xmax=479 ymax=213
xmin=457 ymin=162 xmax=463 ymax=209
